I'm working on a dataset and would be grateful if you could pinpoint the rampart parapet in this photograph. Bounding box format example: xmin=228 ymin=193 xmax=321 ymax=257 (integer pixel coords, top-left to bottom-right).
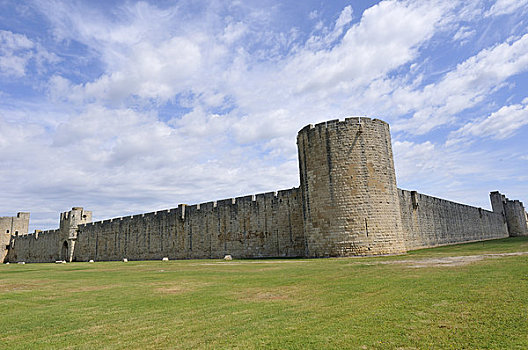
xmin=3 ymin=117 xmax=526 ymax=263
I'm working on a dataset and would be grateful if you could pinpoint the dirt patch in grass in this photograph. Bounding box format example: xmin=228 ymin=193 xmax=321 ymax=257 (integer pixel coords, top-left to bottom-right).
xmin=153 ymin=281 xmax=211 ymax=294
xmin=0 ymin=280 xmax=49 ymax=292
xmin=252 ymin=292 xmax=288 ymax=300
xmin=356 ymin=251 xmax=528 ymax=268
xmin=0 ymin=283 xmax=36 ymax=292
xmin=237 ymin=286 xmax=298 ymax=302
xmin=69 ymin=285 xmax=111 ymax=293
xmin=155 ymin=285 xmax=192 ymax=294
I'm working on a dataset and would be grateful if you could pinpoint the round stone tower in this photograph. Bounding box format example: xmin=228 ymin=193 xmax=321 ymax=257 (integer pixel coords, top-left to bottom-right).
xmin=297 ymin=117 xmax=406 ymax=256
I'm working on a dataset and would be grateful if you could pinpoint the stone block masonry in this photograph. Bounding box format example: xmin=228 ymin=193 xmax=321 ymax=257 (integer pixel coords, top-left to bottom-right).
xmin=298 ymin=118 xmax=406 ymax=256
xmin=399 ymin=190 xmax=509 ymax=250
xmin=3 ymin=118 xmax=528 ymax=263
xmin=0 ymin=212 xmax=29 ymax=262
xmin=490 ymin=191 xmax=528 ymax=237
xmin=7 ymin=208 xmax=91 ymax=263
xmin=73 ymin=189 xmax=304 ymax=262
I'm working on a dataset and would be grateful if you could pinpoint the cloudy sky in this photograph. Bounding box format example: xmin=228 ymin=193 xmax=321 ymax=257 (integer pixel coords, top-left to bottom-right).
xmin=1 ymin=0 xmax=527 ymax=231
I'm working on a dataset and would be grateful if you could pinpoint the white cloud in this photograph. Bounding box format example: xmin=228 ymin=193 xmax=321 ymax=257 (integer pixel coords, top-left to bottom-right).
xmin=34 ymin=0 xmax=525 ymax=158
xmin=34 ymin=1 xmax=271 ymax=105
xmin=222 ymin=21 xmax=247 ymax=44
xmin=214 ymin=0 xmax=459 ymax=148
xmin=0 ymin=30 xmax=34 ymax=76
xmin=48 ymin=75 xmax=74 ymax=101
xmin=448 ymin=101 xmax=528 ymax=143
xmin=335 ymin=5 xmax=353 ymax=28
xmin=0 ymin=30 xmax=58 ymax=77
xmin=393 ymin=140 xmax=438 ymax=181
xmin=0 ymin=101 xmax=300 ymax=228
xmin=3 ymin=0 xmax=528 ymax=227
xmin=393 ymin=137 xmax=524 ymax=208
xmin=453 ymin=26 xmax=476 ymax=44
xmin=393 ymin=139 xmax=477 ymax=189
xmin=37 ymin=0 xmax=457 ymax=115
xmin=393 ymin=33 xmax=528 ymax=134
xmin=231 ymin=109 xmax=298 ymax=144
xmin=310 ymin=5 xmax=354 ymax=45
xmin=449 ymin=0 xmax=486 ymax=22
xmin=486 ymin=0 xmax=528 ymax=17
xmin=288 ymin=0 xmax=447 ymax=95
xmin=80 ymin=36 xmax=203 ymax=102
xmin=0 ymin=30 xmax=33 ymax=51
xmin=308 ymin=10 xmax=319 ymax=20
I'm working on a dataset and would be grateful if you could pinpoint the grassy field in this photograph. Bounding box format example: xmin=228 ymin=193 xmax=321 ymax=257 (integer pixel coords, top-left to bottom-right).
xmin=1 ymin=237 xmax=527 ymax=349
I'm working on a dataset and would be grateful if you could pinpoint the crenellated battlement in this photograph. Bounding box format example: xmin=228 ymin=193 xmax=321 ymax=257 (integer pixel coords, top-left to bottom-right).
xmin=76 ymin=187 xmax=301 ymax=230
xmin=490 ymin=191 xmax=528 ymax=236
xmin=4 ymin=117 xmax=526 ymax=263
xmin=297 ymin=117 xmax=388 ymax=139
xmin=11 ymin=229 xmax=60 ymax=240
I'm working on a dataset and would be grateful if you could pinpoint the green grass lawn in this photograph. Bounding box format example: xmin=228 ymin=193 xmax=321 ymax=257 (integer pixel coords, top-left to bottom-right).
xmin=1 ymin=237 xmax=527 ymax=349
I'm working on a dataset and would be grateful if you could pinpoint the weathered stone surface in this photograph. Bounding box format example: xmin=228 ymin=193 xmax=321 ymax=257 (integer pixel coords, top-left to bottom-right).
xmin=490 ymin=191 xmax=528 ymax=237
xmin=72 ymin=188 xmax=305 ymax=262
xmin=0 ymin=212 xmax=29 ymax=262
xmin=3 ymin=118 xmax=527 ymax=263
xmin=399 ymin=190 xmax=509 ymax=250
xmin=5 ymin=208 xmax=91 ymax=263
xmin=297 ymin=118 xmax=406 ymax=256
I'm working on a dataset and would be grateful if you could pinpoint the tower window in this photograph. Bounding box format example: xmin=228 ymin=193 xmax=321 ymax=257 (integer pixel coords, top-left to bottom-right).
xmin=6 ymin=230 xmax=9 ymax=233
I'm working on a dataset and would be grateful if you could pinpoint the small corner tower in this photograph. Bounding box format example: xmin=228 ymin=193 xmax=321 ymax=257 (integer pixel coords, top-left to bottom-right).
xmin=297 ymin=117 xmax=406 ymax=256
xmin=1 ymin=212 xmax=30 ymax=263
xmin=490 ymin=191 xmax=528 ymax=237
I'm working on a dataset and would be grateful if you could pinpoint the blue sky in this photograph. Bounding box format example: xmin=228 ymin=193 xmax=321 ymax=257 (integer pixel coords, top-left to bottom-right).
xmin=1 ymin=0 xmax=527 ymax=231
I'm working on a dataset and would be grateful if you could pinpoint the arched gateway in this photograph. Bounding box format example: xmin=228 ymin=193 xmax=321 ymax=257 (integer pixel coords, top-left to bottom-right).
xmin=61 ymin=241 xmax=68 ymax=261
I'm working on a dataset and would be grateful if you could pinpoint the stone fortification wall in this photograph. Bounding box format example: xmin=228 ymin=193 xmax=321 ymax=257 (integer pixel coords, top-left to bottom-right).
xmin=5 ymin=118 xmax=527 ymax=263
xmin=490 ymin=191 xmax=528 ymax=237
xmin=503 ymin=199 xmax=528 ymax=236
xmin=5 ymin=208 xmax=92 ymax=263
xmin=399 ymin=189 xmax=509 ymax=250
xmin=297 ymin=117 xmax=405 ymax=256
xmin=6 ymin=229 xmax=66 ymax=263
xmin=0 ymin=212 xmax=29 ymax=262
xmin=0 ymin=212 xmax=29 ymax=237
xmin=73 ymin=188 xmax=304 ymax=261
